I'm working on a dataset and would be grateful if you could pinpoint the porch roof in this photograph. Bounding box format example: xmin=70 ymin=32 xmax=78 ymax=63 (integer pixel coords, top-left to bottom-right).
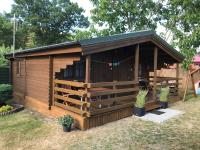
xmin=79 ymin=30 xmax=185 ymax=62
xmin=5 ymin=30 xmax=184 ymax=62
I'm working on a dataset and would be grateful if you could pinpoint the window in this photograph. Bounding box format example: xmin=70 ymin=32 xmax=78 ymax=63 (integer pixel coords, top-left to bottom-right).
xmin=16 ymin=61 xmax=21 ymax=76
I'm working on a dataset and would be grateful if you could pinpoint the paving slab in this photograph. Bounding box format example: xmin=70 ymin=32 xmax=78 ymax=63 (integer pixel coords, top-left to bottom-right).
xmin=135 ymin=108 xmax=184 ymax=123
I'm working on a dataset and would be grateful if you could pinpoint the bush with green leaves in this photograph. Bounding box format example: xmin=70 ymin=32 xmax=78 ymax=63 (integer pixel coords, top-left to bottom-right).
xmin=0 ymin=105 xmax=13 ymax=113
xmin=58 ymin=115 xmax=74 ymax=127
xmin=0 ymin=84 xmax=13 ymax=102
xmin=160 ymin=87 xmax=170 ymax=102
xmin=135 ymin=90 xmax=148 ymax=108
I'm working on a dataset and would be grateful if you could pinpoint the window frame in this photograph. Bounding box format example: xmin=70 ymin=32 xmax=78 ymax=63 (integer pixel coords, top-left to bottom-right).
xmin=16 ymin=60 xmax=21 ymax=77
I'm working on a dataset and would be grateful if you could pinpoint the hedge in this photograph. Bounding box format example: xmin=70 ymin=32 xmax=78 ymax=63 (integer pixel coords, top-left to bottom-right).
xmin=0 ymin=84 xmax=13 ymax=102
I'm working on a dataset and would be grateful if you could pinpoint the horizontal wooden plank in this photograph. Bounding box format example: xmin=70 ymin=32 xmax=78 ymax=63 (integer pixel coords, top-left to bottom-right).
xmin=54 ymin=87 xmax=86 ymax=97
xmin=89 ymin=102 xmax=134 ymax=116
xmin=88 ymin=87 xmax=139 ymax=97
xmin=54 ymin=101 xmax=86 ymax=116
xmin=90 ymin=94 xmax=136 ymax=107
xmin=54 ymin=94 xmax=87 ymax=106
xmin=149 ymin=76 xmax=182 ymax=81
xmin=88 ymin=81 xmax=138 ymax=88
xmin=54 ymin=79 xmax=87 ymax=88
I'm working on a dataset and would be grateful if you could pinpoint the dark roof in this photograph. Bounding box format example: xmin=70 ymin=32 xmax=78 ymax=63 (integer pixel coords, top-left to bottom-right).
xmin=5 ymin=41 xmax=79 ymax=57
xmin=79 ymin=30 xmax=153 ymax=45
xmin=6 ymin=30 xmax=185 ymax=62
xmin=79 ymin=30 xmax=185 ymax=62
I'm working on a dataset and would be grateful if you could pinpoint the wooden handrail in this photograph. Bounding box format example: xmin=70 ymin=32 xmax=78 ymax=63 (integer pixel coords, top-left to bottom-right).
xmin=90 ymin=94 xmax=136 ymax=107
xmin=87 ymin=81 xmax=138 ymax=88
xmin=54 ymin=94 xmax=86 ymax=106
xmin=54 ymin=87 xmax=86 ymax=97
xmin=54 ymin=79 xmax=87 ymax=88
xmin=87 ymin=87 xmax=139 ymax=97
xmin=149 ymin=76 xmax=182 ymax=80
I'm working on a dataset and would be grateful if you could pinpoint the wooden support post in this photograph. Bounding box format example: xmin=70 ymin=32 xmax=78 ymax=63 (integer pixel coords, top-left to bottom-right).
xmin=153 ymin=47 xmax=158 ymax=101
xmin=183 ymin=71 xmax=190 ymax=101
xmin=24 ymin=58 xmax=27 ymax=98
xmin=84 ymin=55 xmax=91 ymax=120
xmin=191 ymin=73 xmax=197 ymax=97
xmin=176 ymin=63 xmax=179 ymax=96
xmin=134 ymin=44 xmax=139 ymax=82
xmin=48 ymin=56 xmax=53 ymax=110
xmin=85 ymin=55 xmax=91 ymax=84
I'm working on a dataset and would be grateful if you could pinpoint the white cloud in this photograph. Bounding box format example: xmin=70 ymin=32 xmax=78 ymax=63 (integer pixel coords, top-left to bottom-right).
xmin=70 ymin=0 xmax=93 ymax=17
xmin=0 ymin=0 xmax=14 ymax=13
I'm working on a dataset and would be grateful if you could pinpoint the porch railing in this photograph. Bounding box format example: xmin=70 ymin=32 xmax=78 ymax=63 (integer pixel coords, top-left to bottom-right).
xmin=54 ymin=80 xmax=138 ymax=117
xmin=149 ymin=76 xmax=182 ymax=97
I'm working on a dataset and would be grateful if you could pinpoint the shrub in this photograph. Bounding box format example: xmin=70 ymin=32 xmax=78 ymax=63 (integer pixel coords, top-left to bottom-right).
xmin=58 ymin=115 xmax=74 ymax=127
xmin=0 ymin=105 xmax=13 ymax=113
xmin=0 ymin=84 xmax=13 ymax=102
xmin=160 ymin=87 xmax=170 ymax=102
xmin=135 ymin=90 xmax=148 ymax=108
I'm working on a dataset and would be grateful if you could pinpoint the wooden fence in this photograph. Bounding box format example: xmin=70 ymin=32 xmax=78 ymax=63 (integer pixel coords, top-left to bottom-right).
xmin=0 ymin=67 xmax=10 ymax=84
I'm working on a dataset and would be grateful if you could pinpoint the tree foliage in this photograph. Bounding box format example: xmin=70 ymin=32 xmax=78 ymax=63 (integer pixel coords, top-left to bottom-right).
xmin=12 ymin=0 xmax=89 ymax=46
xmin=158 ymin=0 xmax=200 ymax=69
xmin=90 ymin=0 xmax=159 ymax=35
xmin=0 ymin=45 xmax=12 ymax=66
xmin=0 ymin=13 xmax=32 ymax=49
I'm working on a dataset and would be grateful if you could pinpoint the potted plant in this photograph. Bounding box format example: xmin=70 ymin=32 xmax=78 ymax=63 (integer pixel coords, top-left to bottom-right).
xmin=58 ymin=115 xmax=74 ymax=132
xmin=134 ymin=90 xmax=148 ymax=117
xmin=159 ymin=87 xmax=170 ymax=109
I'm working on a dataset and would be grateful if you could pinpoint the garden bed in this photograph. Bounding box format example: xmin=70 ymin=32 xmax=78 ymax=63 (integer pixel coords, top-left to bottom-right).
xmin=0 ymin=104 xmax=24 ymax=116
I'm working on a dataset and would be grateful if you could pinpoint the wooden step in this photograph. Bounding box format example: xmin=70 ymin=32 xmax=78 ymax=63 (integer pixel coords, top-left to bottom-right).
xmin=145 ymin=101 xmax=161 ymax=111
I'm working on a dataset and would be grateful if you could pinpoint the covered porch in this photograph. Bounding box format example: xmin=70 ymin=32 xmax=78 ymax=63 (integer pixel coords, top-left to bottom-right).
xmin=52 ymin=40 xmax=181 ymax=129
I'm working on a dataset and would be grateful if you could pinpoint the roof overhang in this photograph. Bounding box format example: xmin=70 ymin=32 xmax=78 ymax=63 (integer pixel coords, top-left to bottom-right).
xmin=80 ymin=31 xmax=185 ymax=62
xmin=5 ymin=41 xmax=80 ymax=58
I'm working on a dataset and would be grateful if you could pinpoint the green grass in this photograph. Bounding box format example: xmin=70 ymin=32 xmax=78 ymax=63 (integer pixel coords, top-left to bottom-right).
xmin=0 ymin=110 xmax=51 ymax=149
xmin=0 ymin=96 xmax=200 ymax=150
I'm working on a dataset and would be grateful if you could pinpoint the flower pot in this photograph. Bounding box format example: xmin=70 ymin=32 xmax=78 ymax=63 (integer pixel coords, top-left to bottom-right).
xmin=63 ymin=125 xmax=72 ymax=132
xmin=133 ymin=106 xmax=145 ymax=117
xmin=160 ymin=101 xmax=168 ymax=109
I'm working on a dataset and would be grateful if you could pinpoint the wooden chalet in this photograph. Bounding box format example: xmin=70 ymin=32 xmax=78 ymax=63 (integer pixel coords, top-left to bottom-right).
xmin=6 ymin=30 xmax=185 ymax=130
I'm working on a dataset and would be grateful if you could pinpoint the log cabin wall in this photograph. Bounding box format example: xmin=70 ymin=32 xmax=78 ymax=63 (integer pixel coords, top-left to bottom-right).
xmin=12 ymin=52 xmax=81 ymax=107
xmin=26 ymin=57 xmax=50 ymax=103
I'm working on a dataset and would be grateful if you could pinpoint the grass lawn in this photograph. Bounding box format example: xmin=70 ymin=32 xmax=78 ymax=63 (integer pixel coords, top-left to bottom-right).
xmin=0 ymin=96 xmax=200 ymax=150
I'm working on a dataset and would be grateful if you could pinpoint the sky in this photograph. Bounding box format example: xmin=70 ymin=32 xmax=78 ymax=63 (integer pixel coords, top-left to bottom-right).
xmin=0 ymin=0 xmax=94 ymax=16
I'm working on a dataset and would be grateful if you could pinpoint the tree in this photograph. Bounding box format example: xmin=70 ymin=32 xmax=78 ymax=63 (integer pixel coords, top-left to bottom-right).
xmin=90 ymin=0 xmax=159 ymax=35
xmin=0 ymin=14 xmax=13 ymax=48
xmin=158 ymin=0 xmax=200 ymax=70
xmin=12 ymin=0 xmax=89 ymax=46
xmin=0 ymin=13 xmax=30 ymax=49
xmin=71 ymin=25 xmax=110 ymax=40
xmin=0 ymin=45 xmax=12 ymax=66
